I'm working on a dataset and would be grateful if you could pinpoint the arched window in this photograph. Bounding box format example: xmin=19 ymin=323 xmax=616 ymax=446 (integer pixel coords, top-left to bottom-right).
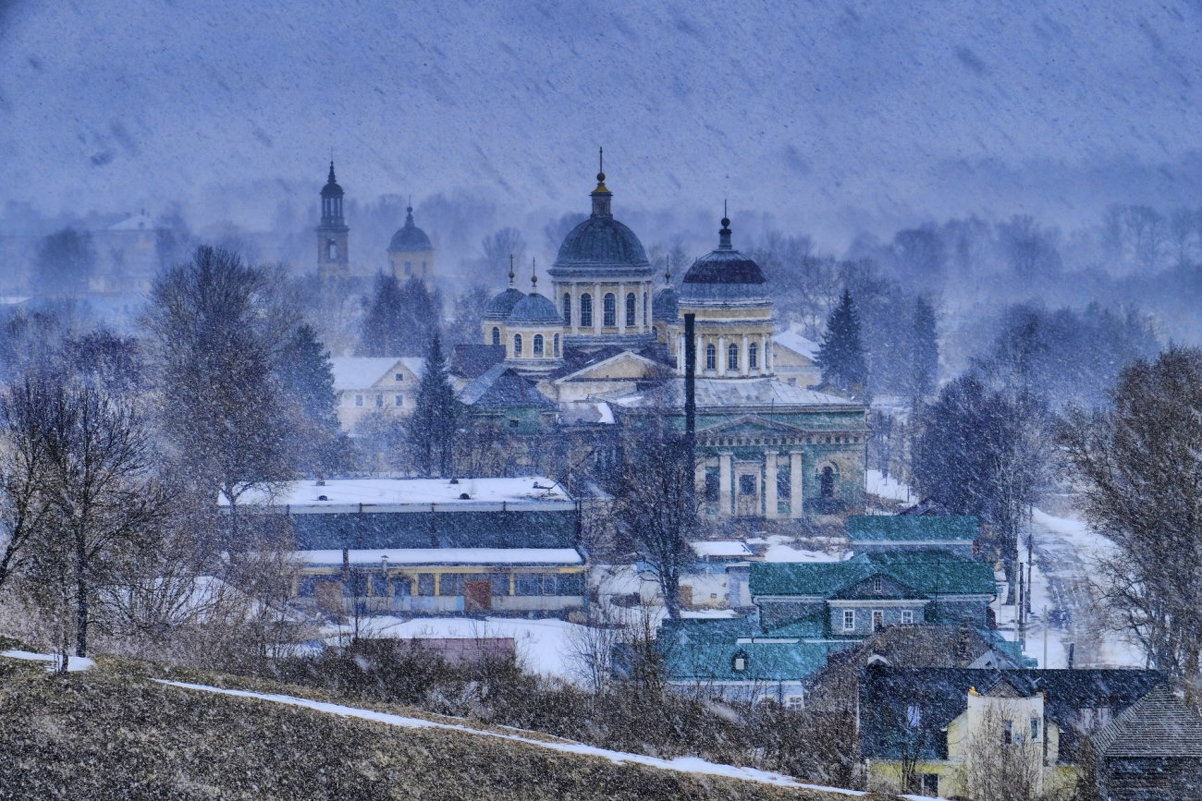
xmin=820 ymin=465 xmax=836 ymax=498
xmin=491 ymin=327 xmax=501 ymax=346
xmin=580 ymin=293 xmax=593 ymax=327
xmin=533 ymin=334 xmax=544 ymax=356
xmin=603 ymin=293 xmax=616 ymax=327
xmin=327 ymin=239 xmax=338 ymax=259
xmin=749 ymin=342 xmax=758 ymax=369
xmin=705 ymin=343 xmax=717 ymax=370
xmin=728 ymin=343 xmax=739 ymax=370
xmin=553 ymin=334 xmax=560 ymax=357
xmin=562 ymin=293 xmax=571 ymax=326
xmin=514 ymin=334 xmax=523 ymax=356
xmin=625 ymin=292 xmax=636 ymax=326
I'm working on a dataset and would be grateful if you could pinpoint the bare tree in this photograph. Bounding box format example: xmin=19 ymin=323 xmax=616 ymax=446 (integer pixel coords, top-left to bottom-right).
xmin=1062 ymin=346 xmax=1202 ymax=698
xmin=612 ymin=414 xmax=696 ymax=619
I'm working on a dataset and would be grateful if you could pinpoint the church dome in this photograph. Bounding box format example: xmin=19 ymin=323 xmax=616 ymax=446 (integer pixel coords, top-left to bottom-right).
xmin=679 ymin=217 xmax=770 ymax=305
xmin=389 ymin=207 xmax=433 ymax=252
xmin=483 ymin=287 xmax=526 ymax=321
xmin=509 ymin=292 xmax=561 ymax=324
xmin=321 ymin=162 xmax=343 ymax=198
xmin=550 ymin=172 xmax=652 ymax=280
xmin=653 ymin=286 xmax=679 ymax=321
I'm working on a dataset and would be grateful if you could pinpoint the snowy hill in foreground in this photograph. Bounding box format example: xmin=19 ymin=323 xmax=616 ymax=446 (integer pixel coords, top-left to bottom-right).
xmin=3 ymin=1 xmax=1202 ymax=246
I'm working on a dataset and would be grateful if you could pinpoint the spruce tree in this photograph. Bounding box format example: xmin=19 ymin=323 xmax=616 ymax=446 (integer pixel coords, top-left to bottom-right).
xmin=276 ymin=324 xmax=344 ymax=475
xmin=356 ymin=274 xmax=404 ymax=356
xmin=406 ymin=336 xmax=457 ymax=477
xmin=815 ymin=288 xmax=868 ymax=393
xmin=908 ymin=296 xmax=939 ymax=402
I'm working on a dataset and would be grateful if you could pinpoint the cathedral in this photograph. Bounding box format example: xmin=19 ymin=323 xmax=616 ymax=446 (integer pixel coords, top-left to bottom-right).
xmin=315 ymin=160 xmax=867 ymax=521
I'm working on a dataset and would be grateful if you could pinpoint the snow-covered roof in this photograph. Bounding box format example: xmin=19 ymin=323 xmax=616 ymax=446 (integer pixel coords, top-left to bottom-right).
xmin=614 ymin=377 xmax=861 ymax=410
xmin=558 ymin=401 xmax=616 ymax=425
xmin=108 ymin=212 xmax=158 ymax=231
xmin=226 ymin=476 xmax=574 ymax=511
xmin=329 ymin=357 xmax=425 ymax=390
xmin=690 ymin=540 xmax=755 ymax=559
xmin=773 ymin=330 xmax=819 ymax=362
xmin=298 ymin=548 xmax=584 ymax=567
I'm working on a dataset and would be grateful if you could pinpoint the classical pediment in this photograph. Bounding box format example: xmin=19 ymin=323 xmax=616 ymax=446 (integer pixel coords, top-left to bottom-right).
xmin=697 ymin=414 xmax=807 ymax=438
xmin=554 ymin=350 xmax=667 ymax=384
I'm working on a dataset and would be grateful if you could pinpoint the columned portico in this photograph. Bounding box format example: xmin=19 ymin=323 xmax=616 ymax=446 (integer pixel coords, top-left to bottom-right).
xmin=789 ymin=449 xmax=804 ymax=518
xmin=764 ymin=451 xmax=780 ymax=519
xmin=718 ymin=451 xmax=733 ymax=515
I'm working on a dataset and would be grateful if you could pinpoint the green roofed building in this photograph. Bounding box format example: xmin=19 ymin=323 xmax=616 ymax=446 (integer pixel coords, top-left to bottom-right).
xmin=847 ymin=514 xmax=978 ymax=558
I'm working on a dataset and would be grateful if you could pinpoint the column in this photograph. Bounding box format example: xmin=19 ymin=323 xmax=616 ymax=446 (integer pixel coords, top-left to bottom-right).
xmin=766 ymin=335 xmax=774 ymax=373
xmin=764 ymin=451 xmax=779 ymax=519
xmin=694 ymin=459 xmax=706 ymax=498
xmin=717 ymin=335 xmax=727 ymax=376
xmin=789 ymin=449 xmax=804 ymax=519
xmin=593 ymin=283 xmax=602 ymax=335
xmin=761 ymin=334 xmax=770 ymax=375
xmin=618 ymin=282 xmax=626 ymax=334
xmin=676 ymin=333 xmax=685 ymax=374
xmin=741 ymin=334 xmax=750 ymax=376
xmin=719 ymin=451 xmax=733 ymax=516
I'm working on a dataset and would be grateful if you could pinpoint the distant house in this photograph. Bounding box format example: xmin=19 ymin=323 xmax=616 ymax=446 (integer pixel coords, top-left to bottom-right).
xmin=1092 ymin=683 xmax=1202 ymax=800
xmin=847 ymin=514 xmax=978 ymax=559
xmin=751 ymin=550 xmax=997 ymax=634
xmin=859 ymin=665 xmax=1163 ymax=798
xmin=329 ymin=356 xmax=424 ymax=430
xmin=227 ymin=477 xmax=587 ymax=619
xmin=771 ymin=330 xmax=822 ymax=388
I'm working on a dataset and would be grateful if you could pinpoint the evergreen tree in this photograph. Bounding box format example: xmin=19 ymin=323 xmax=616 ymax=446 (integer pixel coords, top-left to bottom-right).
xmin=396 ymin=277 xmax=441 ymax=356
xmin=406 ymin=336 xmax=457 ymax=477
xmin=907 ymin=296 xmax=938 ymax=402
xmin=275 ymin=324 xmax=345 ymax=476
xmin=34 ymin=227 xmax=95 ymax=297
xmin=815 ymin=288 xmax=868 ymax=393
xmin=357 ymin=273 xmax=405 ymax=356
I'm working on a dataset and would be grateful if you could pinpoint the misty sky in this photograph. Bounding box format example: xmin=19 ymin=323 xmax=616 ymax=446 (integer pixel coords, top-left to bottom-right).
xmin=3 ymin=1 xmax=1202 ymax=243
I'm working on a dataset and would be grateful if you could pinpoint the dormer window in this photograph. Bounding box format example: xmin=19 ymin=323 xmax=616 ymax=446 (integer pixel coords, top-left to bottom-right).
xmin=873 ymin=576 xmax=884 ymax=594
xmin=732 ymin=649 xmax=748 ymax=672
xmin=395 ymin=373 xmax=404 ymax=382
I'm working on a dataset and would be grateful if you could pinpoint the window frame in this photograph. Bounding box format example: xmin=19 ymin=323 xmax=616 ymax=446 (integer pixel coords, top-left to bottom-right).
xmin=603 ymin=292 xmax=616 ymax=327
xmin=580 ymin=293 xmax=593 ymax=327
xmin=514 ymin=333 xmax=523 ymax=356
xmin=625 ymin=292 xmax=636 ymax=326
xmin=842 ymin=609 xmax=856 ymax=631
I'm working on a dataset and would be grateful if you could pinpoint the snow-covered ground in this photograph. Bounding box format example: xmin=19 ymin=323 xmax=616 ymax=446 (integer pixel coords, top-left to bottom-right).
xmin=0 ymin=650 xmax=95 ymax=672
xmin=158 ymin=678 xmax=936 ymax=799
xmin=866 ymin=469 xmax=914 ymax=504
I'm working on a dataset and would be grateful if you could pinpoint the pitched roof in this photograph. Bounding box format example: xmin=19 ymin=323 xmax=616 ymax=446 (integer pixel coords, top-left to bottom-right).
xmin=859 ymin=666 xmax=1164 ymax=761
xmin=1092 ymin=683 xmax=1202 ymax=758
xmin=848 ymin=515 xmax=979 ymax=543
xmin=456 ymin=364 xmax=555 ymax=410
xmin=616 ymin=377 xmax=862 ymax=411
xmin=751 ymin=551 xmax=996 ymax=598
xmin=772 ymin=330 xmax=819 ymax=362
xmin=449 ymin=344 xmax=506 ymax=378
xmin=329 ymin=357 xmax=424 ymax=390
xmin=664 ymin=638 xmax=841 ymax=683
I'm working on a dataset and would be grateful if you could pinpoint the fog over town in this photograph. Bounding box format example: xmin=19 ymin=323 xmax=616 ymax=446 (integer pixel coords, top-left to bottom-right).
xmin=0 ymin=3 xmax=1200 ymax=799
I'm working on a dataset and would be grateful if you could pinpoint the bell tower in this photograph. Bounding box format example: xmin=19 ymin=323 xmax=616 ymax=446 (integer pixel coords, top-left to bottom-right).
xmin=317 ymin=161 xmax=350 ymax=279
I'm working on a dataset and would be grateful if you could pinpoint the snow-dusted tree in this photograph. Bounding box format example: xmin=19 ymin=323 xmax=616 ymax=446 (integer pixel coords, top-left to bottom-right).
xmin=908 ymin=296 xmax=939 ymax=403
xmin=357 ymin=273 xmax=405 ymax=356
xmin=612 ymin=414 xmax=696 ymax=620
xmin=396 ymin=276 xmax=441 ymax=356
xmin=275 ymin=324 xmax=345 ymax=476
xmin=1062 ymin=347 xmax=1202 ymax=697
xmin=406 ymin=336 xmax=456 ymax=477
xmin=146 ymin=246 xmax=295 ymax=542
xmin=480 ymin=227 xmax=526 ymax=276
xmin=815 ymin=288 xmax=868 ymax=394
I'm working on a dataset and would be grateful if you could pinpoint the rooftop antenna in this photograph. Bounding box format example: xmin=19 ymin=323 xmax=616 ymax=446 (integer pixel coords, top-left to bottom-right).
xmin=508 ymin=253 xmax=515 ymax=285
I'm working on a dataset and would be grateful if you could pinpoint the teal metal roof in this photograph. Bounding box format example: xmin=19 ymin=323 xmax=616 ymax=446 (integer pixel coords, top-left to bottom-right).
xmin=847 ymin=515 xmax=978 ymax=542
xmin=751 ymin=551 xmax=995 ymax=598
xmin=664 ymin=638 xmax=840 ymax=682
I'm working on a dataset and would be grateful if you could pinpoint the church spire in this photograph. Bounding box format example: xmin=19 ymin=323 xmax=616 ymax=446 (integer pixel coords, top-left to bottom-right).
xmin=590 ymin=146 xmax=612 ymax=217
xmin=718 ymin=201 xmax=732 ymax=251
xmin=531 ymin=257 xmax=539 ymax=289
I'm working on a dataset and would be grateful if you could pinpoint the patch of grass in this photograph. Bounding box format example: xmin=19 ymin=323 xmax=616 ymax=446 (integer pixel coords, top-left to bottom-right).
xmin=0 ymin=667 xmax=849 ymax=801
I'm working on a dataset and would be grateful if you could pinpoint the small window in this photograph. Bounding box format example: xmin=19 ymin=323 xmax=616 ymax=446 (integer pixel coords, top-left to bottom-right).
xmin=553 ymin=333 xmax=560 ymax=357
xmin=417 ymin=573 xmax=435 ymax=596
xmin=705 ymin=343 xmax=717 ymax=370
xmin=873 ymin=576 xmax=884 ymax=593
xmin=603 ymin=293 xmax=616 ymax=327
xmin=580 ymin=293 xmax=593 ymax=327
xmin=842 ymin=609 xmax=856 ymax=631
xmin=395 ymin=373 xmax=404 ymax=382
xmin=375 ymin=393 xmax=383 ymax=408
xmin=732 ymin=649 xmax=748 ymax=672
xmin=533 ymin=334 xmax=544 ymax=356
xmin=872 ymin=610 xmax=884 ymax=631
xmin=728 ymin=342 xmax=739 ymax=370
xmin=704 ymin=472 xmax=720 ymax=502
xmin=739 ymin=474 xmax=756 ymax=495
xmin=1030 ymin=718 xmax=1041 ymax=741
xmin=327 ymin=239 xmax=338 ymax=259
xmin=785 ymin=694 xmax=805 ymax=711
xmin=562 ymin=293 xmax=572 ymax=326
xmin=900 ymin=609 xmax=914 ymax=625
xmin=404 ymin=260 xmax=412 ymax=274
xmin=491 ymin=327 xmax=501 ymax=346
xmin=749 ymin=342 xmax=758 ymax=369
xmin=820 ymin=465 xmax=836 ymax=498
xmin=354 ymin=394 xmax=364 ymax=407
xmin=438 ymin=573 xmax=465 ymax=597
xmin=514 ymin=333 xmax=523 ymax=356
xmin=625 ymin=292 xmax=636 ymax=326
xmin=394 ymin=395 xmax=403 ymax=407
xmin=1003 ymin=719 xmax=1015 ymax=745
